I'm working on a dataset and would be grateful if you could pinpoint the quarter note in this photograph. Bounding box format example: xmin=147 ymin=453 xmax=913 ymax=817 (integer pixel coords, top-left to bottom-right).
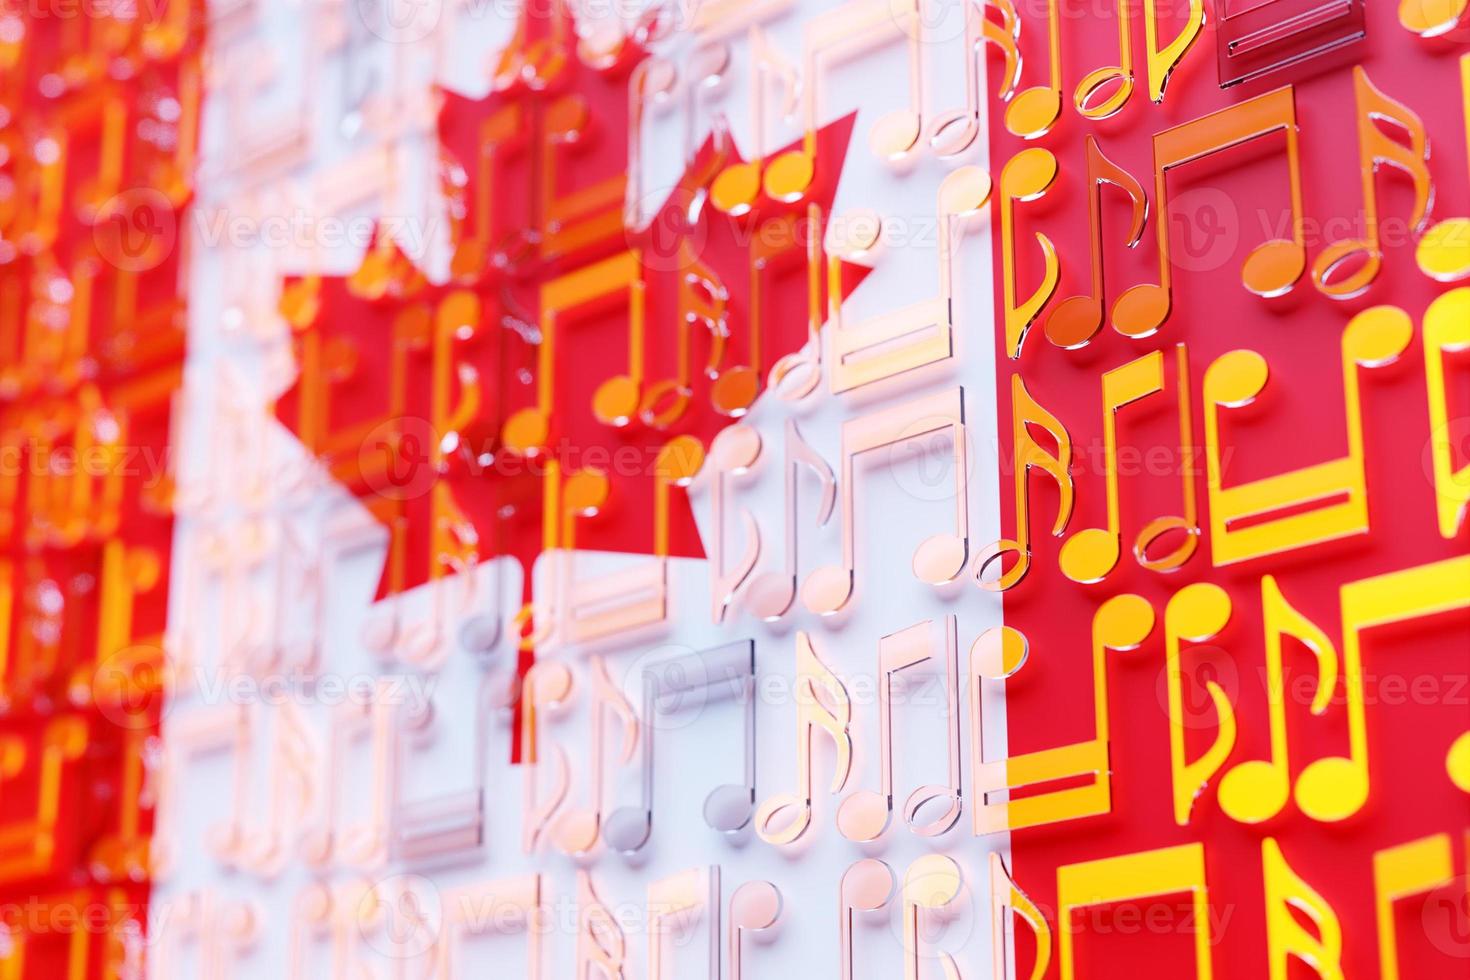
xmin=1059 ymin=346 xmax=1200 ymax=584
xmin=1312 ymin=67 xmax=1433 ymax=299
xmin=755 ymin=631 xmax=852 ymax=845
xmin=1045 ymin=136 xmax=1149 ymax=350
xmin=729 ymin=881 xmax=783 ymax=980
xmin=974 ymin=376 xmax=1074 ymax=592
xmin=745 ymin=419 xmax=837 ymax=621
xmin=1001 ymin=148 xmax=1061 ymax=359
xmin=603 ymin=640 xmax=758 ymax=854
xmin=837 ymin=616 xmax=962 ymax=843
xmin=803 ymin=387 xmax=970 ymax=616
xmin=1113 ymin=87 xmax=1308 ymax=339
xmin=1005 ymin=0 xmax=1062 ymax=138
xmin=1162 ymin=583 xmax=1237 ymax=826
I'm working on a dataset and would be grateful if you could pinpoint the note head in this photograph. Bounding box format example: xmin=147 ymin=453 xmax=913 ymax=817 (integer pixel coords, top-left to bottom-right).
xmin=1294 ymin=756 xmax=1368 ymax=823
xmin=1110 ymin=282 xmax=1170 ymax=339
xmin=938 ymin=166 xmax=993 ymax=217
xmin=730 ymin=881 xmax=783 ymax=935
xmin=1045 ymin=295 xmax=1105 ymax=349
xmin=593 ymin=374 xmax=642 ymax=427
xmin=711 ymin=161 xmax=762 ymax=217
xmin=704 ymin=782 xmax=756 ymax=835
xmin=972 ymin=539 xmax=1029 ymax=592
xmin=1416 ymin=218 xmax=1470 ymax=281
xmin=1398 ymin=0 xmax=1469 ymax=36
xmin=601 ymin=805 xmax=652 ymax=855
xmin=746 ymin=571 xmax=797 ymax=622
xmin=904 ymin=786 xmax=962 ymax=837
xmin=869 ymin=109 xmax=923 ymax=164
xmin=639 ymin=380 xmax=693 ymax=429
xmin=1241 ymin=238 xmax=1306 ymax=298
xmin=1134 ymin=516 xmax=1201 ymax=572
xmin=1217 ymin=759 xmax=1290 ymax=824
xmin=502 ymin=407 xmax=551 ymax=455
xmin=1311 ymin=240 xmax=1379 ymax=299
xmin=1343 ymin=304 xmax=1413 ymax=366
xmin=1058 ymin=528 xmax=1121 ymax=585
xmin=1004 ymin=87 xmax=1062 ymax=141
xmin=755 ymin=794 xmax=811 ymax=846
xmin=1206 ymin=349 xmax=1269 ymax=407
xmin=928 ymin=110 xmax=980 ymax=158
xmin=802 ymin=564 xmax=854 ymax=616
xmin=1096 ymin=593 xmax=1155 ymax=649
xmin=836 ymin=789 xmax=892 ymax=843
xmin=1074 ymin=67 xmax=1133 ymax=121
xmin=841 ymin=858 xmax=896 ymax=912
xmin=972 ymin=626 xmax=1028 ymax=680
xmin=553 ymin=809 xmax=603 ymax=856
xmin=763 ymin=150 xmax=815 ymax=203
xmin=1447 ymin=731 xmax=1470 ymax=792
xmin=711 ymin=366 xmax=759 ymax=417
xmin=913 ymin=533 xmax=968 ymax=586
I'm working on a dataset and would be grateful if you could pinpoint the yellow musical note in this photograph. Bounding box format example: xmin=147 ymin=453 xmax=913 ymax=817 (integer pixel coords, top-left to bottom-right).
xmin=756 ymin=631 xmax=853 ymax=845
xmin=970 ymin=593 xmax=1155 ymax=834
xmin=1374 ymin=834 xmax=1455 ymax=980
xmin=974 ymin=376 xmax=1074 ymax=591
xmin=1163 ymin=583 xmax=1237 ymax=826
xmin=1000 ymin=148 xmax=1061 ymax=359
xmin=1058 ymin=843 xmax=1213 ymax=979
xmin=0 ymin=716 xmax=88 ymax=883
xmin=1005 ymin=0 xmax=1062 ymax=138
xmin=1399 ymin=0 xmax=1468 ymax=36
xmin=1143 ymin=0 xmax=1204 ymax=103
xmin=641 ymin=241 xmax=729 ymax=428
xmin=1263 ymin=838 xmax=1343 ymax=980
xmin=990 ymin=853 xmax=1051 ymax=980
xmin=1416 ymin=56 xmax=1470 ymax=282
xmin=1203 ymin=305 xmax=1411 ymax=566
xmin=1424 ymin=288 xmax=1470 ymax=538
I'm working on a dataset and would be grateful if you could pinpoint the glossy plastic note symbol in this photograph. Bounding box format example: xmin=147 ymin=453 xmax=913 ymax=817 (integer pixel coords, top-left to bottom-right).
xmin=1059 ymin=347 xmax=1200 ymax=584
xmin=1058 ymin=843 xmax=1213 ymax=980
xmin=1312 ymin=68 xmax=1433 ymax=299
xmin=755 ymin=632 xmax=852 ymax=845
xmin=839 ymin=859 xmax=895 ymax=980
xmin=1000 ymin=148 xmax=1061 ymax=359
xmin=603 ymin=640 xmax=758 ymax=854
xmin=803 ymin=387 xmax=969 ymax=615
xmin=837 ymin=617 xmax=962 ymax=843
xmin=1203 ymin=306 xmax=1410 ymax=566
xmin=1143 ymin=0 xmax=1205 ymax=103
xmin=1046 ymin=136 xmax=1149 ymax=349
xmin=520 ymin=662 xmax=574 ymax=853
xmin=974 ymin=376 xmax=1074 ymax=591
xmin=1113 ymin=87 xmax=1308 ymax=339
xmin=929 ymin=0 xmax=1022 ymax=155
xmin=826 ymin=166 xmax=991 ymax=393
xmin=1374 ymin=834 xmax=1455 ymax=980
xmin=1425 ymin=289 xmax=1470 ymax=538
xmin=708 ymin=425 xmax=763 ymax=624
xmin=1417 ymin=56 xmax=1470 ymax=282
xmin=745 ymin=419 xmax=836 ymax=621
xmin=901 ymin=855 xmax=964 ymax=980
xmin=647 ymin=867 xmax=720 ymax=980
xmin=1163 ymin=583 xmax=1237 ymax=826
xmin=576 ymin=871 xmax=628 ymax=980
xmin=970 ymin=593 xmax=1155 ymax=834
xmin=1399 ymin=0 xmax=1468 ymax=35
xmin=1005 ymin=0 xmax=1062 ymax=138
xmin=1263 ymin=839 xmax=1344 ymax=980
xmin=729 ymin=881 xmax=783 ymax=980
xmin=990 ymin=853 xmax=1052 ymax=980
xmin=553 ymin=657 xmax=638 ymax=856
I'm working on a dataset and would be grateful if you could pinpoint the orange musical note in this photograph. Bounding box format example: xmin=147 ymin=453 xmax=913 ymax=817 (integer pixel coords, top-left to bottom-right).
xmin=641 ymin=241 xmax=729 ymax=429
xmin=970 ymin=593 xmax=1155 ymax=834
xmin=1045 ymin=136 xmax=1149 ymax=350
xmin=1075 ymin=0 xmax=1135 ymax=120
xmin=838 ymin=616 xmax=962 ymax=843
xmin=0 ymin=716 xmax=88 ymax=883
xmin=1059 ymin=346 xmax=1200 ymax=583
xmin=803 ymin=387 xmax=969 ymax=615
xmin=1162 ymin=583 xmax=1237 ymax=826
xmin=745 ymin=419 xmax=836 ymax=621
xmin=1203 ymin=305 xmax=1410 ymax=566
xmin=974 ymin=375 xmax=1074 ymax=591
xmin=1416 ymin=55 xmax=1470 ymax=282
xmin=1000 ymin=148 xmax=1061 ymax=359
xmin=1313 ymin=68 xmax=1433 ymax=299
xmin=1005 ymin=0 xmax=1062 ymax=139
xmin=755 ymin=631 xmax=852 ymax=845
xmin=1399 ymin=0 xmax=1469 ymax=36
xmin=1114 ymin=87 xmax=1308 ymax=339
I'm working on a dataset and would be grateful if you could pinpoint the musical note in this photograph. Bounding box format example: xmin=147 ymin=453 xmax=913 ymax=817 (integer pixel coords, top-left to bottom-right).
xmin=1045 ymin=136 xmax=1149 ymax=350
xmin=840 ymin=859 xmax=896 ymax=980
xmin=447 ymin=104 xmax=523 ymax=282
xmin=1374 ymin=834 xmax=1455 ymax=980
xmin=755 ymin=631 xmax=852 ymax=845
xmin=902 ymin=855 xmax=964 ymax=980
xmin=970 ymin=593 xmax=1154 ymax=834
xmin=1216 ymin=575 xmax=1342 ymax=825
xmin=711 ymin=28 xmax=800 ymax=216
xmin=768 ymin=204 xmax=828 ymax=402
xmin=707 ymin=425 xmax=763 ymax=624
xmin=501 ymin=250 xmax=647 ymax=454
xmin=641 ymin=241 xmax=729 ymax=428
xmin=648 ymin=867 xmax=721 ymax=980
xmin=990 ymin=853 xmax=1052 ymax=980
xmin=1400 ymin=0 xmax=1468 ymax=35
xmin=1162 ymin=583 xmax=1237 ymax=826
xmin=803 ymin=387 xmax=970 ymax=615
xmin=1313 ymin=68 xmax=1433 ymax=299
xmin=150 ymin=890 xmax=259 ymax=980
xmin=1263 ymin=839 xmax=1343 ymax=980
xmin=1143 ymin=0 xmax=1205 ymax=103
xmin=429 ymin=874 xmax=545 ymax=979
xmin=1059 ymin=346 xmax=1200 ymax=583
xmin=745 ymin=419 xmax=836 ymax=621
xmin=1005 ymin=0 xmax=1062 ymax=138
xmin=1057 ymin=843 xmax=1213 ymax=979
xmin=1203 ymin=305 xmax=1411 ymax=566
xmin=604 ymin=640 xmax=758 ymax=854
xmin=928 ymin=0 xmax=1022 ymax=155
xmin=242 ymin=703 xmax=319 ymax=876
xmin=1424 ymin=288 xmax=1470 ymax=538
xmin=974 ymin=376 xmax=1074 ymax=591
xmin=1417 ymin=56 xmax=1470 ymax=282
xmin=729 ymin=881 xmax=783 ymax=980
xmin=327 ymin=687 xmax=397 ymax=870
xmin=1113 ymin=88 xmax=1308 ymax=339
xmin=554 ymin=657 xmax=640 ymax=856
xmin=520 ymin=661 xmax=574 ymax=853
xmin=576 ymin=870 xmax=629 ymax=980
xmin=0 ymin=716 xmax=88 ymax=882
xmin=1001 ymin=148 xmax=1060 ymax=360
xmin=838 ymin=616 xmax=962 ymax=842
xmin=1075 ymin=0 xmax=1135 ymax=120
xmin=826 ymin=166 xmax=991 ymax=393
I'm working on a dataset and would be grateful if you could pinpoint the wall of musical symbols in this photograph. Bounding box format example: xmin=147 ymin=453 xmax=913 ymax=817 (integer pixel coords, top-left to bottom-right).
xmin=0 ymin=0 xmax=1467 ymax=976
